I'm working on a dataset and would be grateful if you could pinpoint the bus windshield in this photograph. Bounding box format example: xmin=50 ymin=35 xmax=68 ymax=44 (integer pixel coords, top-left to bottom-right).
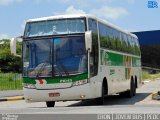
xmin=24 ymin=18 xmax=86 ymax=37
xmin=23 ymin=35 xmax=87 ymax=77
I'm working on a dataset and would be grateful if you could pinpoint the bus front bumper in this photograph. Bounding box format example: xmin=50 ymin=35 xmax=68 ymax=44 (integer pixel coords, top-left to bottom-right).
xmin=23 ymin=83 xmax=100 ymax=102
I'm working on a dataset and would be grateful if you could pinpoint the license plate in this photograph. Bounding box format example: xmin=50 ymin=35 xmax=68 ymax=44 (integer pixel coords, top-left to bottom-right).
xmin=49 ymin=93 xmax=60 ymax=97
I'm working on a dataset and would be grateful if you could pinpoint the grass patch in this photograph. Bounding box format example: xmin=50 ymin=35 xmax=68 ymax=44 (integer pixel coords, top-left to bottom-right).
xmin=142 ymin=71 xmax=160 ymax=81
xmin=0 ymin=73 xmax=22 ymax=91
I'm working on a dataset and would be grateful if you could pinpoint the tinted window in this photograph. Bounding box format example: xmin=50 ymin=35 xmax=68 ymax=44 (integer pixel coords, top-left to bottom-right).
xmin=88 ymin=18 xmax=99 ymax=77
xmin=134 ymin=38 xmax=141 ymax=55
xmin=99 ymin=22 xmax=112 ymax=49
xmin=99 ymin=21 xmax=140 ymax=55
xmin=99 ymin=22 xmax=121 ymax=51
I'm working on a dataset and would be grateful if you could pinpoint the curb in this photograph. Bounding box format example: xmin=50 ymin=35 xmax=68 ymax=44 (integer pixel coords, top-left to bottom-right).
xmin=0 ymin=96 xmax=24 ymax=102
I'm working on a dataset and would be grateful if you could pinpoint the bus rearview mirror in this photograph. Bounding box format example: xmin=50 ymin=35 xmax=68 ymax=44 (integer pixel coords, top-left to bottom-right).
xmin=85 ymin=31 xmax=92 ymax=52
xmin=10 ymin=37 xmax=22 ymax=57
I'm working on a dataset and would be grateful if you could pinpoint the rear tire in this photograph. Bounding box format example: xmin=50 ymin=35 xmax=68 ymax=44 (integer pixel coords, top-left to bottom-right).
xmin=96 ymin=86 xmax=105 ymax=105
xmin=133 ymin=80 xmax=136 ymax=96
xmin=133 ymin=77 xmax=137 ymax=96
xmin=120 ymin=79 xmax=135 ymax=98
xmin=46 ymin=101 xmax=55 ymax=107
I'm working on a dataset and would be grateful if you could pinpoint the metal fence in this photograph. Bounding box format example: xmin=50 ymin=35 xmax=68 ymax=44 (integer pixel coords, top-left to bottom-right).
xmin=0 ymin=73 xmax=22 ymax=91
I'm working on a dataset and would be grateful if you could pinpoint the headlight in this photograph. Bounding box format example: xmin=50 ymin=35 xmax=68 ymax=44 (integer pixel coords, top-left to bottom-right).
xmin=23 ymin=83 xmax=36 ymax=89
xmin=72 ymin=79 xmax=88 ymax=86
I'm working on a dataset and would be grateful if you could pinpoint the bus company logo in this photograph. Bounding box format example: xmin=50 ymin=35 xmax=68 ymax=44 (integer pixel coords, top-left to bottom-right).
xmin=60 ymin=79 xmax=72 ymax=83
xmin=36 ymin=79 xmax=46 ymax=84
xmin=148 ymin=1 xmax=158 ymax=8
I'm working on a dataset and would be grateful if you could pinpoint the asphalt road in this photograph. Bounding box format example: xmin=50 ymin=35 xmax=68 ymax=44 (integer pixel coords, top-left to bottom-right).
xmin=0 ymin=80 xmax=160 ymax=114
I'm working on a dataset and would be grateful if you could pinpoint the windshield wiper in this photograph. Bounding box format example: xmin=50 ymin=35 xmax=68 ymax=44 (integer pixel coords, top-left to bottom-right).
xmin=59 ymin=64 xmax=70 ymax=76
xmin=54 ymin=64 xmax=69 ymax=77
xmin=54 ymin=65 xmax=63 ymax=76
xmin=36 ymin=63 xmax=49 ymax=79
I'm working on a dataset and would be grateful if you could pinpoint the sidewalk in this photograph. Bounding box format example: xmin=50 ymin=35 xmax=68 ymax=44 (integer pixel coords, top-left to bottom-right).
xmin=0 ymin=90 xmax=23 ymax=98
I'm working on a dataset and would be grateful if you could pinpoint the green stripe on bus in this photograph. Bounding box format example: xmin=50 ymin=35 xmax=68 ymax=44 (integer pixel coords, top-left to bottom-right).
xmin=106 ymin=52 xmax=123 ymax=66
xmin=101 ymin=49 xmax=141 ymax=67
xmin=23 ymin=73 xmax=88 ymax=84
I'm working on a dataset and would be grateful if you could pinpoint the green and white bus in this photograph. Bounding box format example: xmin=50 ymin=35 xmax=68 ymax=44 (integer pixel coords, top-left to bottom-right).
xmin=11 ymin=14 xmax=141 ymax=107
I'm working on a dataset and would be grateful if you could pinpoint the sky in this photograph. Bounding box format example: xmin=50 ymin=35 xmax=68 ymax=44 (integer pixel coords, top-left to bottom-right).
xmin=0 ymin=0 xmax=160 ymax=39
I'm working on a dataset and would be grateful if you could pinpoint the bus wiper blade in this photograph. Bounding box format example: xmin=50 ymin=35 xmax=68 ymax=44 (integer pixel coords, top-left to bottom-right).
xmin=54 ymin=65 xmax=63 ymax=77
xmin=54 ymin=64 xmax=69 ymax=77
xmin=60 ymin=64 xmax=70 ymax=77
xmin=36 ymin=63 xmax=48 ymax=79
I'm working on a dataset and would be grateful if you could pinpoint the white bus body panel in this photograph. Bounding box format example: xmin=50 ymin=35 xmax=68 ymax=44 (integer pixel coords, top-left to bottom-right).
xmin=24 ymin=80 xmax=101 ymax=102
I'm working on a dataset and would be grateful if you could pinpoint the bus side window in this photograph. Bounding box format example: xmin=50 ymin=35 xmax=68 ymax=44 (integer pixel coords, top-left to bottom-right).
xmin=135 ymin=38 xmax=140 ymax=56
xmin=88 ymin=18 xmax=99 ymax=77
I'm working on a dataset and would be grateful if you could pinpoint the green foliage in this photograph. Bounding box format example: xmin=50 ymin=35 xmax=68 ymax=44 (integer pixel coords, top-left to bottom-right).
xmin=0 ymin=39 xmax=22 ymax=73
xmin=142 ymin=71 xmax=160 ymax=80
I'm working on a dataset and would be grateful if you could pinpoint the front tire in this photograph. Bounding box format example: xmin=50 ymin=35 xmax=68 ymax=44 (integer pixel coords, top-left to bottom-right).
xmin=96 ymin=86 xmax=105 ymax=105
xmin=46 ymin=101 xmax=55 ymax=107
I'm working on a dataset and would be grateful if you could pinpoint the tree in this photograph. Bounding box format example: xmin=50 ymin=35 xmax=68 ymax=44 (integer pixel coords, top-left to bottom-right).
xmin=0 ymin=39 xmax=22 ymax=73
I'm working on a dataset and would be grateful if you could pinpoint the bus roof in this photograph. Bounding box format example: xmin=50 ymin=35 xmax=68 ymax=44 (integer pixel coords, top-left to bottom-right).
xmin=26 ymin=14 xmax=137 ymax=39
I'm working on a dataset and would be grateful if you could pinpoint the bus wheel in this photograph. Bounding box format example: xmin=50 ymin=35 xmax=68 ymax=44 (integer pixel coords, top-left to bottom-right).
xmin=120 ymin=79 xmax=135 ymax=98
xmin=46 ymin=101 xmax=55 ymax=107
xmin=126 ymin=79 xmax=135 ymax=98
xmin=133 ymin=80 xmax=136 ymax=96
xmin=96 ymin=86 xmax=105 ymax=105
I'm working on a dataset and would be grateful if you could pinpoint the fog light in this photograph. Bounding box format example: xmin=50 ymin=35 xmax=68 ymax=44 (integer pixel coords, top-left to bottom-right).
xmin=26 ymin=98 xmax=32 ymax=101
xmin=80 ymin=95 xmax=85 ymax=99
